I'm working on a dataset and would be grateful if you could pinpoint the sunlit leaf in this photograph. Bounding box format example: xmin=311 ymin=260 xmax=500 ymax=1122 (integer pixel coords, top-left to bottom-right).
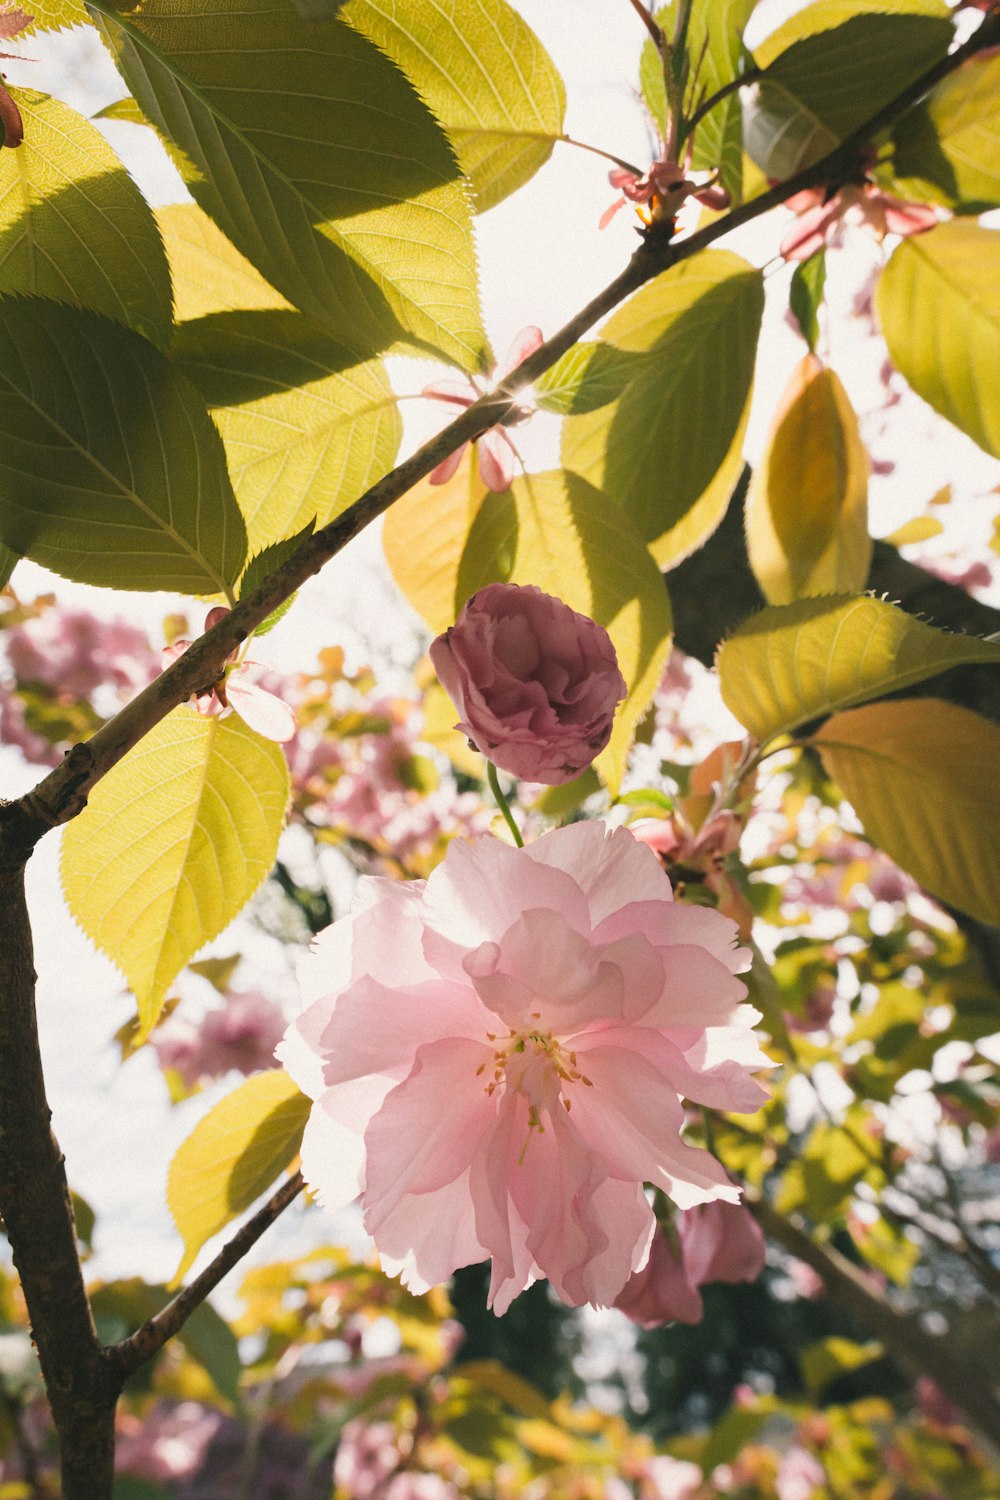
xmin=156 ymin=203 xmax=289 ymax=323
xmin=747 ymin=354 xmax=871 ymax=603
xmin=717 ymin=594 xmax=1000 ymax=743
xmin=0 ymin=90 xmax=172 ymax=347
xmin=61 ymin=711 xmax=289 ymax=1037
xmin=174 ymin=309 xmax=401 ymax=553
xmin=745 ymin=2 xmax=952 ymax=178
xmin=789 ymin=251 xmax=826 ymax=352
xmin=382 ymin=446 xmax=490 ymax=633
xmin=812 ymin=698 xmax=1000 ymax=924
xmin=562 ymin=250 xmax=763 ymax=566
xmin=802 ymin=1337 xmax=884 ymax=1397
xmin=876 ymin=220 xmax=1000 ymax=460
xmin=168 ymin=1070 xmax=309 ymax=1282
xmin=91 ymin=0 xmax=487 ymax=369
xmin=891 ymin=50 xmax=1000 ymax=212
xmin=0 ymin=299 xmax=246 ymax=593
xmin=20 ymin=0 xmax=89 ymax=33
xmin=881 ymin=514 xmax=942 ymax=546
xmin=342 ymin=0 xmax=565 ymax=212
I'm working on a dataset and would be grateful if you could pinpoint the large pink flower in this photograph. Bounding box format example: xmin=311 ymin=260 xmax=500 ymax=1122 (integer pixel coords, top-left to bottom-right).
xmin=430 ymin=582 xmax=626 ymax=784
xmin=278 ymin=821 xmax=769 ymax=1314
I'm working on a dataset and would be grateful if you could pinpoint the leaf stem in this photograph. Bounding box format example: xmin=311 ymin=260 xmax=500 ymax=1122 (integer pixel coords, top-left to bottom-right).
xmin=487 ymin=760 xmax=524 ymax=848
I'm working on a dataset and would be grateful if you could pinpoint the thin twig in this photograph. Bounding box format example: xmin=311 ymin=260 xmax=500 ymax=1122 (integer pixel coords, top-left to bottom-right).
xmin=109 ymin=1171 xmax=304 ymax=1377
xmin=683 ymin=67 xmax=762 ymax=143
xmin=626 ymin=0 xmax=662 ymax=50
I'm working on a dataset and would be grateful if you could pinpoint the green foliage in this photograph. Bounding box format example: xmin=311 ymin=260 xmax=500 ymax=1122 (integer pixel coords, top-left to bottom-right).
xmin=0 ymin=299 xmax=247 ymax=594
xmin=891 ymin=50 xmax=1000 ymax=212
xmin=341 ymin=0 xmax=566 ymax=212
xmin=716 ymin=594 xmax=1000 ymax=744
xmin=90 ymin=0 xmax=487 ymax=369
xmin=812 ymin=698 xmax=1000 ymax=925
xmin=168 ymin=1070 xmax=310 ymax=1281
xmin=876 ymin=221 xmax=1000 ymax=460
xmin=561 ymin=250 xmax=764 ymax=566
xmin=173 ymin=309 xmax=402 ymax=554
xmin=745 ymin=1 xmax=953 ymax=178
xmin=789 ymin=252 xmax=827 ymax=352
xmin=61 ymin=710 xmax=290 ymax=1036
xmin=0 ymin=90 xmax=172 ymax=347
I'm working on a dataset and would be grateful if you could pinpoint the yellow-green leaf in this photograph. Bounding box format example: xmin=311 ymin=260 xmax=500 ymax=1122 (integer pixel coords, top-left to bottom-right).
xmin=91 ymin=0 xmax=487 ymax=369
xmin=717 ymin=594 xmax=1000 ymax=744
xmin=0 ymin=90 xmax=172 ymax=347
xmin=802 ymin=1337 xmax=884 ymax=1397
xmin=746 ymin=2 xmax=952 ymax=178
xmin=452 ymin=469 xmax=673 ymax=795
xmin=168 ymin=1071 xmax=309 ymax=1282
xmin=382 ymin=447 xmax=490 ymax=633
xmin=20 ymin=0 xmax=89 ymax=33
xmin=892 ymin=50 xmax=1000 ymax=212
xmin=61 ymin=711 xmax=290 ymax=1037
xmin=812 ymin=698 xmax=1000 ymax=924
xmin=173 ymin=309 xmax=401 ymax=554
xmin=342 ymin=0 xmax=565 ymax=213
xmin=876 ymin=221 xmax=1000 ymax=460
xmin=746 ymin=354 xmax=871 ymax=603
xmin=562 ymin=250 xmax=763 ymax=566
xmin=881 ymin=515 xmax=942 ymax=546
xmin=156 ymin=203 xmax=289 ymax=323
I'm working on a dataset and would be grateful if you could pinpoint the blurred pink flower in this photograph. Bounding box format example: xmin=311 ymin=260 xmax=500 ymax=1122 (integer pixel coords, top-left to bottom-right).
xmin=153 ymin=992 xmax=286 ymax=1089
xmin=423 ymin=327 xmax=542 ymax=492
xmin=430 ymin=583 xmax=626 ymax=784
xmin=385 ymin=1476 xmax=462 ymax=1500
xmin=780 ymin=181 xmax=938 ymax=262
xmin=333 ymin=1419 xmax=401 ymax=1499
xmin=643 ymin=1455 xmax=704 ymax=1500
xmin=163 ymin=606 xmax=296 ymax=742
xmin=614 ymin=1200 xmax=765 ymax=1327
xmin=115 ymin=1401 xmax=224 ymax=1483
xmin=775 ymin=1447 xmax=825 ymax=1500
xmin=280 ymin=820 xmax=768 ymax=1314
xmin=6 ymin=608 xmax=154 ymax=699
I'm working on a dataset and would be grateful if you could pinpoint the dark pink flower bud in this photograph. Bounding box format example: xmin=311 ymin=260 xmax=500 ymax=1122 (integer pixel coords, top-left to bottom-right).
xmin=429 ymin=583 xmax=626 ymax=784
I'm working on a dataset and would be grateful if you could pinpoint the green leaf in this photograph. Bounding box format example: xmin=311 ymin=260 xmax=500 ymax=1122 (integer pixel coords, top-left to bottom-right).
xmin=876 ymin=221 xmax=1000 ymax=460
xmin=745 ymin=3 xmax=953 ymax=178
xmin=640 ymin=2 xmax=756 ymax=202
xmin=173 ymin=309 xmax=401 ymax=554
xmin=561 ymin=249 xmax=763 ymax=566
xmin=0 ymin=299 xmax=247 ymax=593
xmin=746 ymin=353 xmax=871 ymax=603
xmin=239 ymin=520 xmax=314 ymax=603
xmin=61 ymin=710 xmax=290 ymax=1036
xmin=20 ymin=0 xmax=90 ymax=33
xmin=0 ymin=90 xmax=172 ymax=347
xmin=90 ymin=1279 xmax=241 ymax=1402
xmin=91 ymin=0 xmax=487 ymax=370
xmin=802 ymin=1337 xmax=884 ymax=1397
xmin=0 ymin=540 xmax=17 ymax=589
xmin=168 ymin=1070 xmax=309 ymax=1282
xmin=776 ymin=1119 xmax=873 ymax=1217
xmin=891 ymin=49 xmax=1000 ymax=212
xmin=385 ymin=456 xmax=674 ymax=794
xmin=789 ymin=251 xmax=826 ymax=352
xmin=812 ymin=698 xmax=1000 ymax=925
xmin=156 ymin=202 xmax=289 ymax=322
xmin=341 ymin=0 xmax=565 ymax=213
xmin=533 ymin=340 xmax=637 ymax=417
xmin=452 ymin=469 xmax=674 ymax=795
xmin=716 ymin=594 xmax=1000 ymax=744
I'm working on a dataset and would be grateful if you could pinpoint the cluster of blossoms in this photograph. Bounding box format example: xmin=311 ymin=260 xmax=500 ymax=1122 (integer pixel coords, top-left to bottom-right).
xmin=778 ymin=148 xmax=939 ymax=263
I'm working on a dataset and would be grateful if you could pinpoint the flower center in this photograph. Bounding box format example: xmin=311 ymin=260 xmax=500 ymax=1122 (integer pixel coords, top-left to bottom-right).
xmin=476 ymin=1017 xmax=593 ymax=1162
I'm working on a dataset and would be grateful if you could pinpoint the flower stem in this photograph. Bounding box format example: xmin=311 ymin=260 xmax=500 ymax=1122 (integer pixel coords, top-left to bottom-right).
xmin=487 ymin=761 xmax=524 ymax=848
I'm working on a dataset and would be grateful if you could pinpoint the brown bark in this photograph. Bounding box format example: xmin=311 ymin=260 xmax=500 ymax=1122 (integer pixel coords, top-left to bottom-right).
xmin=0 ymin=866 xmax=121 ymax=1496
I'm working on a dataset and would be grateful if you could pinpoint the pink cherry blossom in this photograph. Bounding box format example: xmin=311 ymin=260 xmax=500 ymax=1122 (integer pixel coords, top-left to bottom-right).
xmin=279 ymin=820 xmax=769 ymax=1314
xmin=780 ymin=181 xmax=939 ymax=262
xmin=153 ymin=992 xmax=287 ymax=1089
xmin=430 ymin=582 xmax=626 ymax=784
xmin=115 ymin=1401 xmax=224 ymax=1483
xmin=614 ymin=1200 xmax=765 ymax=1327
xmin=775 ymin=1447 xmax=826 ymax=1500
xmin=333 ymin=1419 xmax=401 ymax=1499
xmin=423 ymin=327 xmax=542 ymax=493
xmin=163 ymin=606 xmax=296 ymax=743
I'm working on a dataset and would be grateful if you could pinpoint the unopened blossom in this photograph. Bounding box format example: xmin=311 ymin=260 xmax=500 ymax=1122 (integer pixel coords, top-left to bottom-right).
xmin=614 ymin=1199 xmax=765 ymax=1327
xmin=601 ymin=156 xmax=729 ymax=231
xmin=423 ymin=326 xmax=542 ymax=493
xmin=163 ymin=606 xmax=296 ymax=742
xmin=430 ymin=583 xmax=626 ymax=784
xmin=279 ymin=820 xmax=769 ymax=1314
xmin=0 ymin=6 xmax=32 ymax=149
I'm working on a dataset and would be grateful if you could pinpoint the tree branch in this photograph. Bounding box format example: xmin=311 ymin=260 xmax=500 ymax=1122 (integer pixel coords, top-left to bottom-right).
xmin=109 ymin=1171 xmax=304 ymax=1378
xmin=750 ymin=1194 xmax=1000 ymax=1455
xmin=0 ymin=869 xmax=120 ymax=1496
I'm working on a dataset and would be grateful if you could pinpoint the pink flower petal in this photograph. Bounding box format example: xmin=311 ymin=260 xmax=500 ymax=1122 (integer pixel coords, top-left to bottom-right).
xmin=226 ymin=675 xmax=297 ymax=742
xmin=476 ymin=429 xmax=515 ymax=492
xmin=428 ymin=443 xmax=468 ymax=486
xmin=501 ymin=325 xmax=544 ymax=375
